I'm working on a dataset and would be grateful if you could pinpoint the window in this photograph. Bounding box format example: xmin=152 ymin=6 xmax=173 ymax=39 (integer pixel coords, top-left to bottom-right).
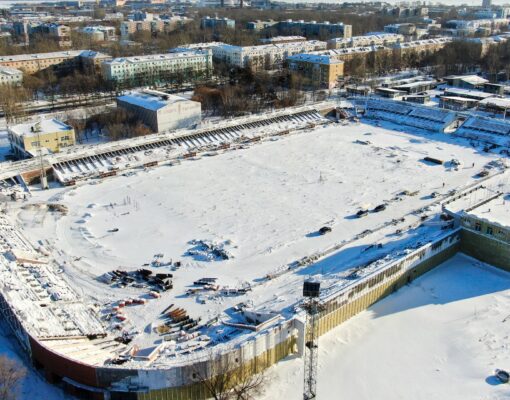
xmin=475 ymin=223 xmax=481 ymax=232
xmin=487 ymin=226 xmax=493 ymax=235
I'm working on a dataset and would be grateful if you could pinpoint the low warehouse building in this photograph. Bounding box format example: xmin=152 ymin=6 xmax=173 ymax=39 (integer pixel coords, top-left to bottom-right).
xmin=8 ymin=118 xmax=75 ymax=159
xmin=117 ymin=90 xmax=202 ymax=133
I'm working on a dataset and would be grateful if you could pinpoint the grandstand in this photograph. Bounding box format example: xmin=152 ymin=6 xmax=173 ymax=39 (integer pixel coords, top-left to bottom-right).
xmin=364 ymin=99 xmax=457 ymax=132
xmin=455 ymin=115 xmax=510 ymax=146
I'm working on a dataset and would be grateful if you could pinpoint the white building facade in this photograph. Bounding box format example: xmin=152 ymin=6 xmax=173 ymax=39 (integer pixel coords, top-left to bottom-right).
xmin=116 ymin=90 xmax=202 ymax=133
xmin=0 ymin=66 xmax=23 ymax=85
xmin=101 ymin=50 xmax=213 ymax=84
xmin=212 ymin=40 xmax=327 ymax=71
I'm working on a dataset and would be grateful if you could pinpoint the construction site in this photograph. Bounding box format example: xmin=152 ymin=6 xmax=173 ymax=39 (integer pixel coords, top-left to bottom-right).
xmin=0 ymin=99 xmax=509 ymax=399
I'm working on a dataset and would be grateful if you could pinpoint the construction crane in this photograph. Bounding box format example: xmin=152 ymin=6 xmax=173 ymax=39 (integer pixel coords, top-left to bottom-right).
xmin=303 ymin=279 xmax=323 ymax=400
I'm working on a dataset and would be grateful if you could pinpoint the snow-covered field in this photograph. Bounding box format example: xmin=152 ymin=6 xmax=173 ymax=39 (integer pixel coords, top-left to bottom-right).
xmin=261 ymin=253 xmax=510 ymax=400
xmin=13 ymin=121 xmax=504 ymax=349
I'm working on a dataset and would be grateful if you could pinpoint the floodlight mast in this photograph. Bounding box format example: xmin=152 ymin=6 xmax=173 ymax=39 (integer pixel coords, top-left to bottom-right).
xmin=303 ymin=280 xmax=322 ymax=400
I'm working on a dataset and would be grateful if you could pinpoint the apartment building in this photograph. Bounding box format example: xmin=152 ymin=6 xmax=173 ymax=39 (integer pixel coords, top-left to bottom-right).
xmin=328 ymin=33 xmax=404 ymax=49
xmin=121 ymin=14 xmax=192 ymax=37
xmin=0 ymin=50 xmax=111 ymax=75
xmin=201 ymin=16 xmax=236 ymax=30
xmin=287 ymin=53 xmax=344 ymax=89
xmin=277 ymin=19 xmax=352 ymax=39
xmin=81 ymin=26 xmax=116 ymax=42
xmin=8 ymin=119 xmax=75 ymax=159
xmin=393 ymin=37 xmax=451 ymax=56
xmin=0 ymin=66 xmax=23 ymax=86
xmin=12 ymin=21 xmax=72 ymax=47
xmin=259 ymin=36 xmax=306 ymax=44
xmin=212 ymin=40 xmax=327 ymax=71
xmin=247 ymin=20 xmax=278 ymax=31
xmin=101 ymin=50 xmax=213 ymax=84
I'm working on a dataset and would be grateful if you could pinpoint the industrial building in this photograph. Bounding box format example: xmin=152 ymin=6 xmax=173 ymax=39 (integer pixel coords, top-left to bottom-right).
xmin=7 ymin=119 xmax=75 ymax=159
xmin=116 ymin=90 xmax=202 ymax=133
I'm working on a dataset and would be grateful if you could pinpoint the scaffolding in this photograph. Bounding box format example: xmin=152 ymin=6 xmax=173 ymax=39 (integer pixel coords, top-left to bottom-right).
xmin=303 ymin=280 xmax=324 ymax=400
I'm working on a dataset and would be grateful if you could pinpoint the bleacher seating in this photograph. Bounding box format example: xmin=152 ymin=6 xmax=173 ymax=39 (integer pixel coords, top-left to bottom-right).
xmin=365 ymin=99 xmax=454 ymax=132
xmin=455 ymin=116 xmax=510 ymax=146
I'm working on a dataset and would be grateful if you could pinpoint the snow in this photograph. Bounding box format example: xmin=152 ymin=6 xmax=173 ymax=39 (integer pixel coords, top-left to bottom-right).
xmin=11 ymin=119 xmax=504 ymax=356
xmin=261 ymin=253 xmax=510 ymax=400
xmin=468 ymin=193 xmax=510 ymax=228
xmin=0 ymin=323 xmax=69 ymax=400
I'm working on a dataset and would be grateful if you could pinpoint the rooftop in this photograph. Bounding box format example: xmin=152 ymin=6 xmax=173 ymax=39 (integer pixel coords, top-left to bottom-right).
xmin=0 ymin=66 xmax=22 ymax=76
xmin=467 ymin=193 xmax=510 ymax=229
xmin=117 ymin=90 xmax=196 ymax=111
xmin=0 ymin=50 xmax=109 ymax=63
xmin=443 ymin=87 xmax=495 ymax=99
xmin=106 ymin=51 xmax=208 ymax=65
xmin=9 ymin=119 xmax=73 ymax=138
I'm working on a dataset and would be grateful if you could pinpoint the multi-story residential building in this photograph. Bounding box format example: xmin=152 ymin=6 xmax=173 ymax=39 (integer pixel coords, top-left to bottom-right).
xmin=212 ymin=40 xmax=327 ymax=71
xmin=277 ymin=19 xmax=352 ymax=39
xmin=259 ymin=36 xmax=307 ymax=44
xmin=120 ymin=15 xmax=191 ymax=37
xmin=287 ymin=53 xmax=344 ymax=89
xmin=8 ymin=119 xmax=75 ymax=159
xmin=101 ymin=50 xmax=213 ymax=84
xmin=384 ymin=23 xmax=417 ymax=36
xmin=328 ymin=33 xmax=404 ymax=49
xmin=393 ymin=37 xmax=451 ymax=56
xmin=247 ymin=19 xmax=278 ymax=31
xmin=117 ymin=90 xmax=202 ymax=133
xmin=200 ymin=16 xmax=235 ymax=30
xmin=0 ymin=50 xmax=111 ymax=75
xmin=29 ymin=23 xmax=72 ymax=47
xmin=444 ymin=18 xmax=509 ymax=36
xmin=382 ymin=6 xmax=428 ymax=18
xmin=81 ymin=26 xmax=117 ymax=42
xmin=198 ymin=0 xmax=240 ymax=7
xmin=0 ymin=66 xmax=23 ymax=86
xmin=289 ymin=38 xmax=450 ymax=75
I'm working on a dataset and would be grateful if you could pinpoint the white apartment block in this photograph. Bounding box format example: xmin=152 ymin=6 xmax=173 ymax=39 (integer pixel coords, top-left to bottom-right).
xmin=101 ymin=50 xmax=213 ymax=83
xmin=81 ymin=26 xmax=116 ymax=42
xmin=212 ymin=40 xmax=327 ymax=71
xmin=0 ymin=66 xmax=23 ymax=86
xmin=328 ymin=33 xmax=405 ymax=49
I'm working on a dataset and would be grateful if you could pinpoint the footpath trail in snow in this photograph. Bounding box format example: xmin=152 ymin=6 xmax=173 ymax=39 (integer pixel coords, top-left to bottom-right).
xmin=260 ymin=253 xmax=510 ymax=400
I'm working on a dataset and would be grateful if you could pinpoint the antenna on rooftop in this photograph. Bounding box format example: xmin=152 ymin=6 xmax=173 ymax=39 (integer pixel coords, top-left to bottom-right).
xmin=303 ymin=279 xmax=323 ymax=400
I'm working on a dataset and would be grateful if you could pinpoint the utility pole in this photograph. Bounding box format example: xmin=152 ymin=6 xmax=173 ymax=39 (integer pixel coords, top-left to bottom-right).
xmin=303 ymin=279 xmax=323 ymax=400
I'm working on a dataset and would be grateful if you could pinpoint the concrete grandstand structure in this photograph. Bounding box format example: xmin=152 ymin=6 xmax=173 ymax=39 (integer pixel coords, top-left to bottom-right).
xmin=0 ymin=100 xmax=509 ymax=400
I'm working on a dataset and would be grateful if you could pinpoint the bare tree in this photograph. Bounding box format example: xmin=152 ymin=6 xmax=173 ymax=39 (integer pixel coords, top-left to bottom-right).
xmin=0 ymin=355 xmax=26 ymax=400
xmin=190 ymin=350 xmax=266 ymax=400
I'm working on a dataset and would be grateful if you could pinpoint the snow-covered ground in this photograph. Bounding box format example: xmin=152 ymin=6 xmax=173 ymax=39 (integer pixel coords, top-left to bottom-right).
xmin=12 ymin=120 xmax=505 ymax=351
xmin=261 ymin=253 xmax=510 ymax=400
xmin=0 ymin=323 xmax=69 ymax=400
